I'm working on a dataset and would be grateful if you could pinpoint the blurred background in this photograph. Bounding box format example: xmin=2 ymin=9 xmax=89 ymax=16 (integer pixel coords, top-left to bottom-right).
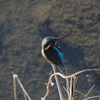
xmin=0 ymin=0 xmax=100 ymax=100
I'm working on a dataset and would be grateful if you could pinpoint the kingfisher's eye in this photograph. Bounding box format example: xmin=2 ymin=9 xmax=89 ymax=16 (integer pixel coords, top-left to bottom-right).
xmin=44 ymin=44 xmax=49 ymax=48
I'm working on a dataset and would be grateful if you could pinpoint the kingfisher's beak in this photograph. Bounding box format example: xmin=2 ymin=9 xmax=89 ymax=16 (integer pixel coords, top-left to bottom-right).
xmin=49 ymin=36 xmax=68 ymax=46
xmin=55 ymin=36 xmax=68 ymax=41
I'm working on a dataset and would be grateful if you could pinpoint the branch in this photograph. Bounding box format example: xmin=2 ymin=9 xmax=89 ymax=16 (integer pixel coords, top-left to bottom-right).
xmin=41 ymin=68 xmax=100 ymax=100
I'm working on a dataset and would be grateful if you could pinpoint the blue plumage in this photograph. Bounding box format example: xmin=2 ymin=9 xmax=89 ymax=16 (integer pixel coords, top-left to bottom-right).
xmin=53 ymin=46 xmax=64 ymax=67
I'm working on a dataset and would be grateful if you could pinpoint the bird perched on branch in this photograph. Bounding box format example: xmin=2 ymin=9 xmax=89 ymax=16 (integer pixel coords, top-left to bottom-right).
xmin=41 ymin=36 xmax=67 ymax=67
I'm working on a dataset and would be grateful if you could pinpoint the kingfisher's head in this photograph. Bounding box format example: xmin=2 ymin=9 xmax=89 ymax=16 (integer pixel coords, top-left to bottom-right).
xmin=41 ymin=36 xmax=56 ymax=50
xmin=41 ymin=36 xmax=67 ymax=50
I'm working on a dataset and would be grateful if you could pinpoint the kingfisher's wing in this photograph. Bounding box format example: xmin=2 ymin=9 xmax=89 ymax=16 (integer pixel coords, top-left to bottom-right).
xmin=53 ymin=46 xmax=64 ymax=67
xmin=43 ymin=45 xmax=64 ymax=67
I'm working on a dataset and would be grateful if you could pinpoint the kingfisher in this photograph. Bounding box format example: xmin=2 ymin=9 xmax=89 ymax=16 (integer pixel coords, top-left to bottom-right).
xmin=41 ymin=36 xmax=67 ymax=67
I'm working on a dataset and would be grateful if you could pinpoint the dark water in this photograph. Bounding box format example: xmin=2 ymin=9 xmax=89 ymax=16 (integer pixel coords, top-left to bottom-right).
xmin=0 ymin=0 xmax=100 ymax=100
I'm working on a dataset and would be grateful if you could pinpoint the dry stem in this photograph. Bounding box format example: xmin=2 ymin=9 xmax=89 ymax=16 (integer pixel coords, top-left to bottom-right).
xmin=41 ymin=68 xmax=100 ymax=100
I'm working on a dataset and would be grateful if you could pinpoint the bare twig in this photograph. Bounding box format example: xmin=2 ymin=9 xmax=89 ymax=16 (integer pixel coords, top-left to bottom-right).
xmin=82 ymin=85 xmax=95 ymax=100
xmin=13 ymin=73 xmax=32 ymax=100
xmin=41 ymin=68 xmax=100 ymax=100
xmin=52 ymin=65 xmax=64 ymax=100
xmin=69 ymin=76 xmax=76 ymax=100
xmin=84 ymin=96 xmax=100 ymax=100
xmin=13 ymin=74 xmax=17 ymax=100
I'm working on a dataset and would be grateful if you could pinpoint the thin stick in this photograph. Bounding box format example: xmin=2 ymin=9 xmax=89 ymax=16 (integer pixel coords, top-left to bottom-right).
xmin=49 ymin=69 xmax=100 ymax=80
xmin=52 ymin=65 xmax=64 ymax=100
xmin=16 ymin=75 xmax=32 ymax=100
xmin=13 ymin=73 xmax=32 ymax=100
xmin=13 ymin=74 xmax=17 ymax=100
xmin=84 ymin=96 xmax=100 ymax=100
xmin=69 ymin=76 xmax=75 ymax=100
xmin=82 ymin=85 xmax=95 ymax=100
